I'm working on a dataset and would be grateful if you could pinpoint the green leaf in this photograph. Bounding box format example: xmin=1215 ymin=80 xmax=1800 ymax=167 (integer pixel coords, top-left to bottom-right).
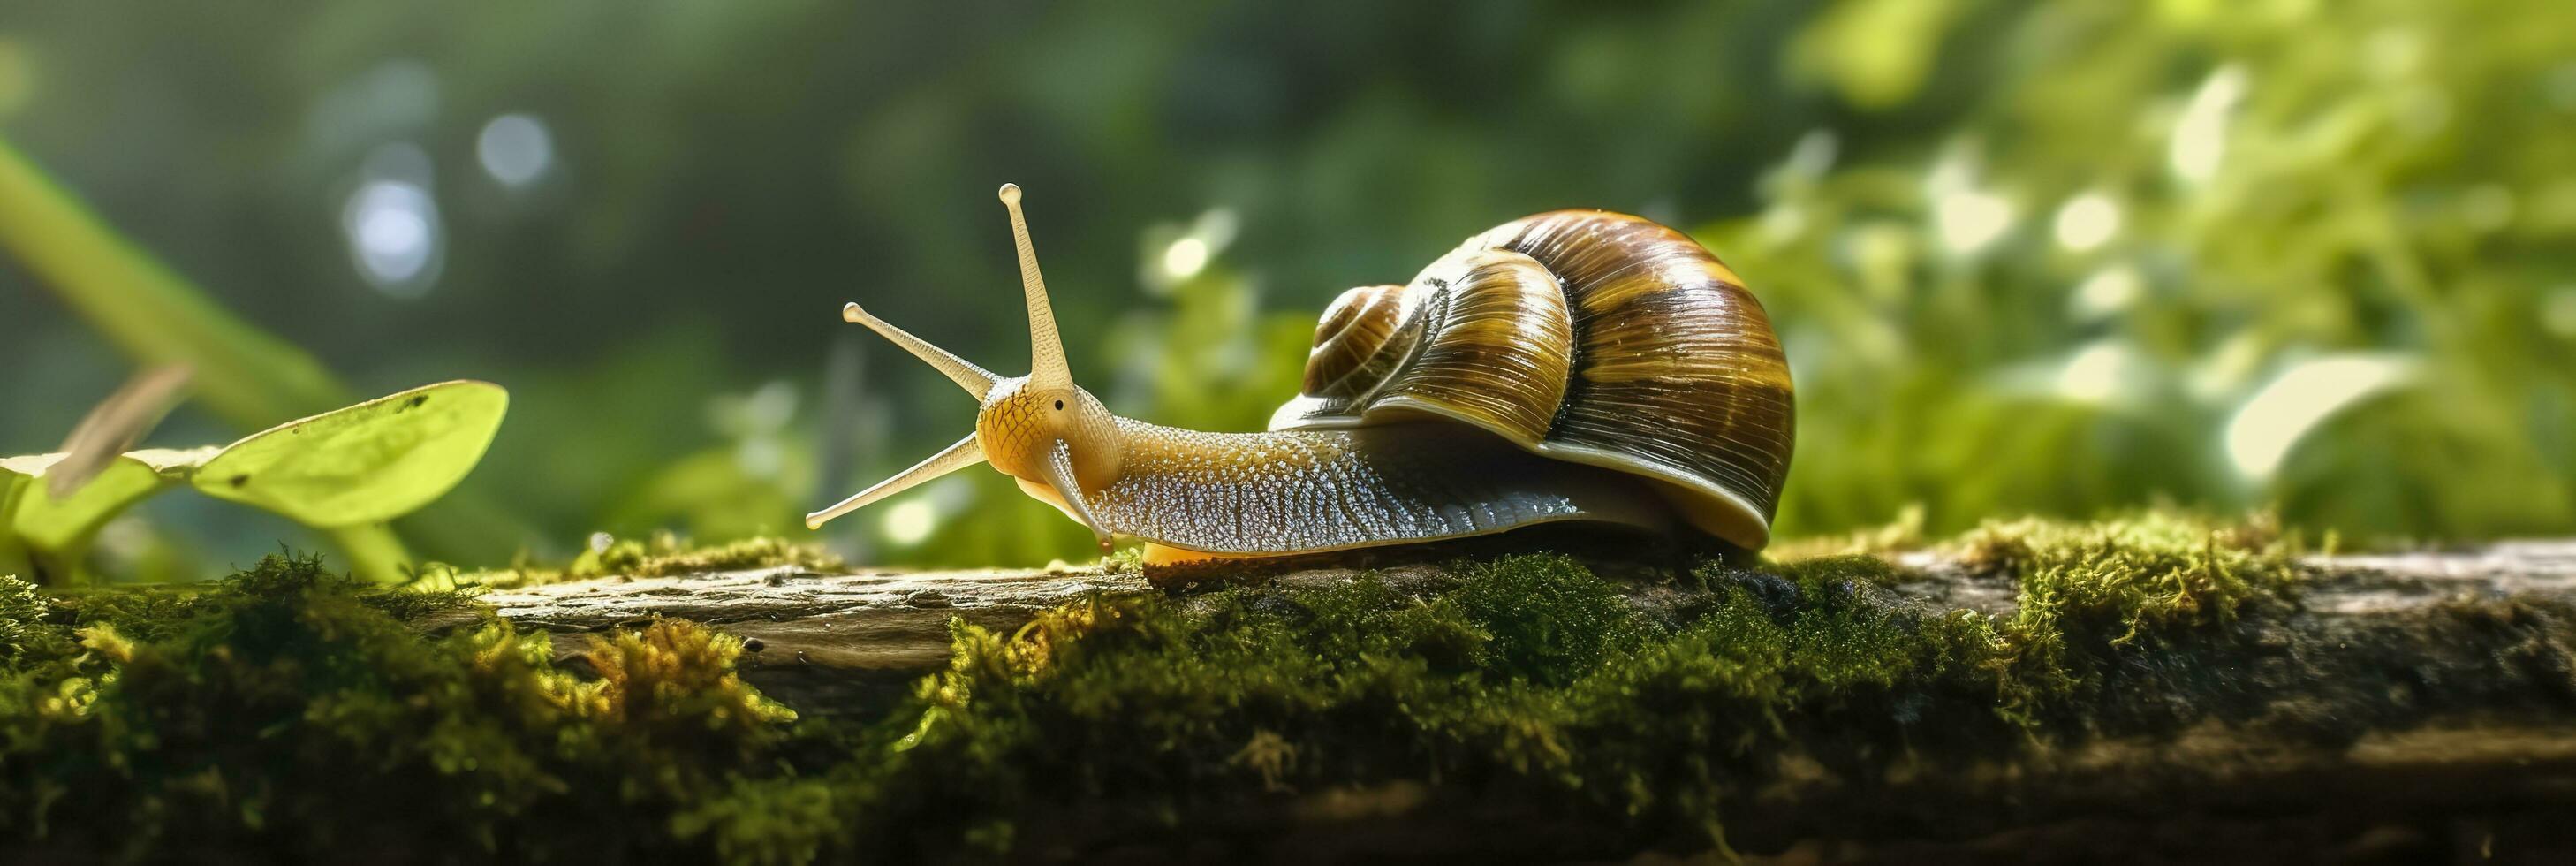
xmin=192 ymin=381 xmax=509 ymax=528
xmin=4 ymin=447 xmax=217 ymax=551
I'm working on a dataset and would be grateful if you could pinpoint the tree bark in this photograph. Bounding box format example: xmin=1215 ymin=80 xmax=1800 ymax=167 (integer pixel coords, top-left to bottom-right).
xmin=440 ymin=543 xmax=2576 ymax=862
xmin=457 ymin=542 xmax=2576 ymax=685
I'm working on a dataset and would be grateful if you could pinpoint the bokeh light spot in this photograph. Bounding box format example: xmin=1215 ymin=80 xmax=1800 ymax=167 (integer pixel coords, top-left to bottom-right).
xmin=2171 ymin=65 xmax=2246 ymax=183
xmin=1141 ymin=209 xmax=1236 ymax=293
xmin=2069 ymin=265 xmax=2143 ymax=322
xmin=1773 ymin=129 xmax=1839 ymax=187
xmin=476 ymin=113 xmax=554 ymax=187
xmin=2225 ymin=355 xmax=2416 ymax=482
xmin=883 ymin=499 xmax=937 ymax=545
xmin=2055 ymin=340 xmax=2140 ymax=405
xmin=1936 ymin=191 xmax=2012 ymax=254
xmin=341 ymin=179 xmax=443 ymax=297
xmin=1161 ymin=237 xmax=1209 ymax=280
xmin=2052 ymin=194 xmax=2121 ymax=251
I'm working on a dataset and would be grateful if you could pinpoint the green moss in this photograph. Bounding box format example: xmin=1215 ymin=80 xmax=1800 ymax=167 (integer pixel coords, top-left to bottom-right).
xmin=670 ymin=775 xmax=845 ymax=866
xmin=839 ymin=515 xmax=2318 ymax=856
xmin=444 ymin=532 xmax=846 ymax=589
xmin=1764 ymin=551 xmax=1921 ymax=588
xmin=0 ymin=574 xmax=55 ymax=661
xmin=0 ymin=553 xmax=816 ymax=863
xmin=1952 ymin=513 xmax=2302 ymax=716
xmin=580 ymin=534 xmax=845 ymax=579
xmin=0 ymin=513 xmax=2529 ymax=862
xmin=834 ymin=551 xmax=2019 ymax=858
xmin=1959 ymin=512 xmax=2296 ymax=631
xmin=1450 ymin=553 xmax=1650 ymax=684
xmin=3 ymin=557 xmax=476 ymax=680
xmin=1098 ymin=544 xmax=1147 ymax=574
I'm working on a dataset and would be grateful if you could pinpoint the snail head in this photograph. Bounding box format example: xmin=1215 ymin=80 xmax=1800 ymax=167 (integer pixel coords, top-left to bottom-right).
xmin=805 ymin=184 xmax=1123 ymax=549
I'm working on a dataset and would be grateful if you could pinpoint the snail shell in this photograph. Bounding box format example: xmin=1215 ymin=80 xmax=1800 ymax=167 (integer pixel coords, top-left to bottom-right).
xmin=1270 ymin=210 xmax=1794 ymax=549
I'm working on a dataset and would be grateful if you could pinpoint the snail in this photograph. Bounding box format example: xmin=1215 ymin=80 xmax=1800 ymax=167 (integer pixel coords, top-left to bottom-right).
xmin=807 ymin=184 xmax=1793 ymax=563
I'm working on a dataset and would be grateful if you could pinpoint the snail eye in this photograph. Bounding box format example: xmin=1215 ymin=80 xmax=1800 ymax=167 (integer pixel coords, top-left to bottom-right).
xmin=1054 ymin=400 xmax=1064 ymax=410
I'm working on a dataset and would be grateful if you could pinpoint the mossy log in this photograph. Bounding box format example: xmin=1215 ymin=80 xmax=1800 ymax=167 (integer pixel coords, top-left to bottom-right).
xmin=444 ymin=541 xmax=2576 ymax=862
xmin=430 ymin=565 xmax=1156 ymax=717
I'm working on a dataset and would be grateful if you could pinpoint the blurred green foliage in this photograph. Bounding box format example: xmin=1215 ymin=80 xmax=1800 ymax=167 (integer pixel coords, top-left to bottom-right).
xmin=1 ymin=0 xmax=2571 ymax=574
xmin=1724 ymin=0 xmax=2576 ymax=543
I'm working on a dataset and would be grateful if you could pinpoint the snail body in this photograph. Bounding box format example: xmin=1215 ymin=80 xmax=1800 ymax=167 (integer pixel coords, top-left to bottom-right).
xmin=807 ymin=186 xmax=1794 ymax=561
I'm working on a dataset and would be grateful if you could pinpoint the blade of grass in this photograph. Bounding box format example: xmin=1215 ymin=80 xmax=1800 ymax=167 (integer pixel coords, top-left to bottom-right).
xmin=0 ymin=138 xmax=346 ymax=429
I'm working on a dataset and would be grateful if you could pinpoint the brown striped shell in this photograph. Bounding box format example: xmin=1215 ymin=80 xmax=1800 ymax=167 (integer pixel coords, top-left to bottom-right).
xmin=1269 ymin=210 xmax=1795 ymax=549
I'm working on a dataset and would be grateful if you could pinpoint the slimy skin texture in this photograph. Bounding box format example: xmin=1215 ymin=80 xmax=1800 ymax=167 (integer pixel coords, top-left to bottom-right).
xmin=1015 ymin=420 xmax=1668 ymax=557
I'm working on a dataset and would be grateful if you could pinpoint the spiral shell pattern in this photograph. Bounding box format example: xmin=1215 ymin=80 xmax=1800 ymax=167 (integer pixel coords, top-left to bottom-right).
xmin=1300 ymin=285 xmax=1411 ymax=400
xmin=1270 ymin=210 xmax=1795 ymax=549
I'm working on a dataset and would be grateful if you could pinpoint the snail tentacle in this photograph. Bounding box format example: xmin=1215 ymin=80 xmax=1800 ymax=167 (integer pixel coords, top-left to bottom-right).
xmin=840 ymin=302 xmax=998 ymax=399
xmin=1038 ymin=437 xmax=1113 ymax=550
xmin=997 ymin=183 xmax=1073 ymax=390
xmin=805 ymin=432 xmax=984 ymax=529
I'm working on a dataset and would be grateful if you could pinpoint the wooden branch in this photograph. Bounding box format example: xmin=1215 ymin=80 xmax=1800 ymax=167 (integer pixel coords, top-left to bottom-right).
xmin=1887 ymin=539 xmax=2576 ymax=615
xmin=446 ymin=542 xmax=2576 ymax=860
xmin=428 ymin=565 xmax=1149 ymax=715
xmin=464 ymin=542 xmax=2576 ymax=678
